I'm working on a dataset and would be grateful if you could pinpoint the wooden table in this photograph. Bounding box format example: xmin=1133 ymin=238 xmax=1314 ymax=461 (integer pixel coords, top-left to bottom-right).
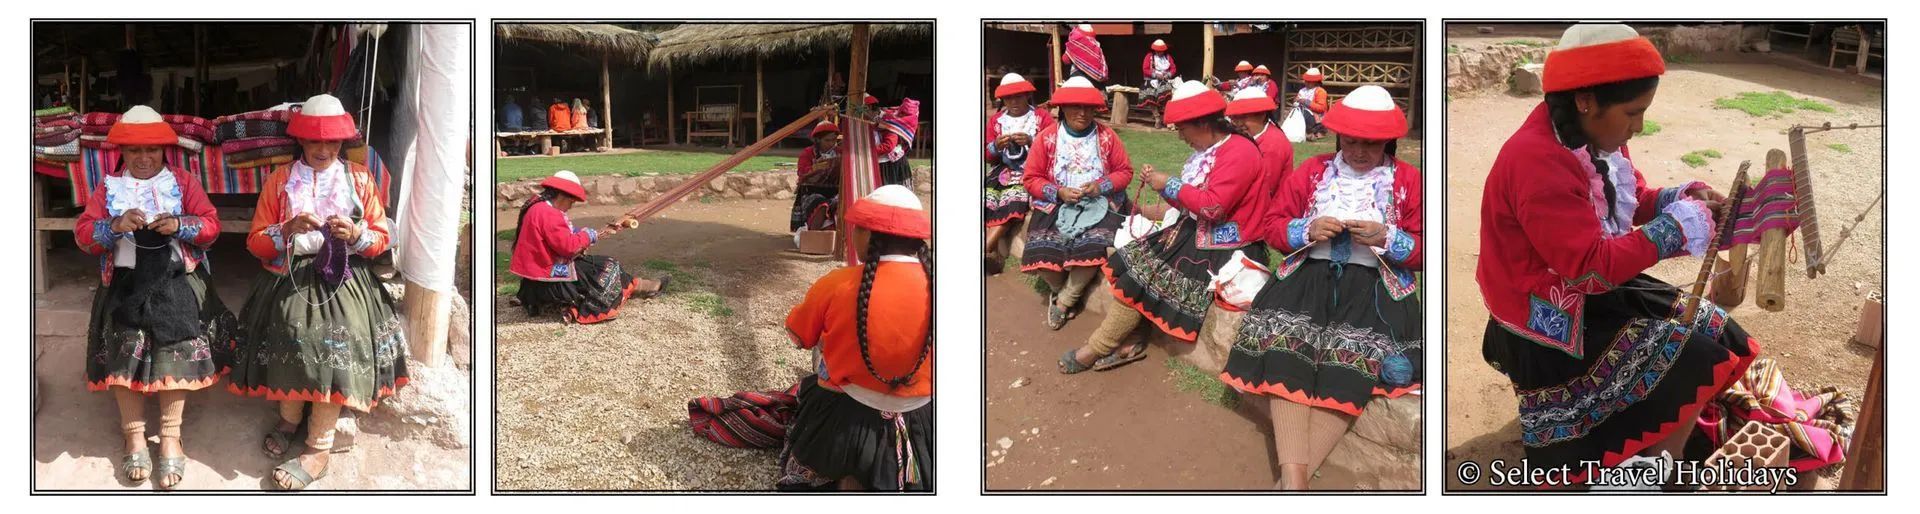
xmin=495 ymin=129 xmax=608 ymax=155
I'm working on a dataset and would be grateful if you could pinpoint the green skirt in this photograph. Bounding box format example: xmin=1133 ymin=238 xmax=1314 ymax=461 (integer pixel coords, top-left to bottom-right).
xmin=227 ymin=255 xmax=410 ymax=411
xmin=85 ymin=267 xmax=238 ymax=393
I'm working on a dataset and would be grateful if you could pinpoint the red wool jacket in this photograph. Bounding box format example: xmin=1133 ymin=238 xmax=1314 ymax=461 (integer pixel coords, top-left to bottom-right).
xmin=1158 ymin=134 xmax=1270 ymax=249
xmin=1252 ymin=123 xmax=1296 ymax=191
xmin=796 ymin=144 xmax=841 ymax=185
xmin=1141 ymin=52 xmax=1177 ymax=79
xmin=1476 ymin=103 xmax=1703 ymax=358
xmin=74 ymin=169 xmax=222 ymax=286
xmin=983 ymin=108 xmax=1056 ymax=162
xmin=1259 ymin=152 xmax=1424 ymax=298
xmin=510 ymin=200 xmax=598 ymax=282
xmin=1020 ymin=122 xmax=1134 ymax=213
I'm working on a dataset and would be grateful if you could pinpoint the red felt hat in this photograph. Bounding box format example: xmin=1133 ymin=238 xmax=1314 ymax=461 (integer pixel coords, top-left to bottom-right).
xmin=105 ymin=105 xmax=179 ymax=146
xmin=1150 ymin=39 xmax=1168 ymax=51
xmin=1322 ymin=85 xmax=1407 ymax=140
xmin=540 ymin=170 xmax=589 ymax=202
xmin=1252 ymin=65 xmax=1271 ymax=76
xmin=1303 ymin=67 xmax=1324 ymax=82
xmin=1543 ymin=24 xmax=1666 ymax=92
xmin=811 ymin=121 xmax=840 ymax=138
xmin=1224 ymin=88 xmax=1278 ymax=116
xmin=994 ymin=73 xmax=1037 ymax=99
xmin=1234 ymin=60 xmax=1253 ymax=72
xmin=863 ymin=94 xmax=880 ymax=106
xmin=1163 ymin=80 xmax=1227 ymax=124
xmin=287 ymin=94 xmax=360 ymax=141
xmin=1049 ymin=76 xmax=1106 ymax=107
xmin=846 ymin=185 xmax=931 ymax=239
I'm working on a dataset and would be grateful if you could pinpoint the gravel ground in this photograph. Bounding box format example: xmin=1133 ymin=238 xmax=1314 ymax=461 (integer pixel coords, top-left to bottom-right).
xmin=493 ymin=200 xmax=843 ymax=491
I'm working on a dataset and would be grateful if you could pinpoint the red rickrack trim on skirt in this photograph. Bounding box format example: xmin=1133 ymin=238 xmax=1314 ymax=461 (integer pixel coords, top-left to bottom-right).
xmin=226 ymin=376 xmax=411 ymax=412
xmin=1100 ymin=262 xmax=1199 ymax=342
xmin=87 ymin=367 xmax=229 ymax=394
xmin=571 ymin=277 xmax=641 ymax=325
xmin=985 ymin=211 xmax=1027 ymax=227
xmin=1555 ymin=336 xmax=1762 ymax=488
xmin=1219 ymin=373 xmax=1369 ymax=416
xmin=1019 ymin=257 xmax=1107 ymax=274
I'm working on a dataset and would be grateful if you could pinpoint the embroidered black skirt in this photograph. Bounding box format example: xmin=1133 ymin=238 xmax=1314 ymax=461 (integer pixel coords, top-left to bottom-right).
xmin=984 ymin=159 xmax=1029 ymax=228
xmin=86 ymin=267 xmax=238 ymax=393
xmin=1104 ymin=217 xmax=1268 ymax=342
xmin=790 ymin=184 xmax=839 ymax=232
xmin=1222 ymin=260 xmax=1422 ymax=416
xmin=1020 ymin=195 xmax=1129 ymax=273
xmin=1480 ymin=274 xmax=1758 ymax=480
xmin=227 ymin=255 xmax=409 ymax=411
xmin=516 ymin=254 xmax=641 ymax=324
xmin=777 ymin=378 xmax=934 ymax=491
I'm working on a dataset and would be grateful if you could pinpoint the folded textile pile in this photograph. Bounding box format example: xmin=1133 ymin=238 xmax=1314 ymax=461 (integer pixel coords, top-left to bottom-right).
xmin=33 ymin=106 xmax=81 ymax=164
xmin=214 ymin=109 xmax=298 ymax=168
xmin=75 ymin=111 xmax=216 ymax=152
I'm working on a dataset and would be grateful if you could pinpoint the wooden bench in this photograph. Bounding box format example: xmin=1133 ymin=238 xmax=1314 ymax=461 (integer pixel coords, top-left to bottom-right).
xmin=495 ymin=129 xmax=607 ymax=155
xmin=1829 ymin=25 xmax=1883 ymax=73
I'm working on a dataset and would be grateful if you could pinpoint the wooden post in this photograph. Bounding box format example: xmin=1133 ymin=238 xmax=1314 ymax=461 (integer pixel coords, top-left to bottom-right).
xmin=403 ymin=282 xmax=450 ymax=368
xmin=1203 ymin=23 xmax=1216 ymax=83
xmin=1756 ymin=149 xmax=1789 ymax=311
xmin=601 ymin=54 xmax=613 ymax=150
xmin=1855 ymin=27 xmax=1871 ymax=74
xmin=193 ymin=25 xmax=203 ymax=114
xmin=1050 ymin=24 xmax=1063 ymax=87
xmin=1840 ymin=343 xmax=1884 ymax=490
xmin=841 ymin=24 xmax=872 ymax=262
xmin=755 ymin=57 xmax=766 ymax=141
xmin=32 ymin=176 xmax=46 ymax=295
xmin=1110 ymin=91 xmax=1129 ymax=126
xmin=666 ymin=62 xmax=677 ymax=146
xmin=78 ymin=57 xmax=87 ymax=113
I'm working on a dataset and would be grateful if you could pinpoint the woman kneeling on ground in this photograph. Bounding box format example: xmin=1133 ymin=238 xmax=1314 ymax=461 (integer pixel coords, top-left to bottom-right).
xmin=779 ymin=185 xmax=934 ymax=491
xmin=76 ymin=106 xmax=240 ymax=490
xmin=509 ymin=170 xmax=665 ymax=323
xmin=1221 ymin=85 xmax=1425 ymax=490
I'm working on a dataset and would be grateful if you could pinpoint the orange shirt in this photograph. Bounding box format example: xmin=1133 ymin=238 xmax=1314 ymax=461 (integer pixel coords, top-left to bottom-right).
xmin=549 ymin=103 xmax=574 ymax=132
xmin=786 ymin=260 xmax=932 ymax=397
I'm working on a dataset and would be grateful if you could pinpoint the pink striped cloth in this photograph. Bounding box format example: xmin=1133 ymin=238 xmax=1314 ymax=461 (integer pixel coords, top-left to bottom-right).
xmin=1697 ymin=358 xmax=1850 ymax=471
xmin=1716 ymin=167 xmax=1802 ymax=249
xmin=1064 ymin=26 xmax=1109 ymax=82
xmin=219 ymin=136 xmax=297 ymax=154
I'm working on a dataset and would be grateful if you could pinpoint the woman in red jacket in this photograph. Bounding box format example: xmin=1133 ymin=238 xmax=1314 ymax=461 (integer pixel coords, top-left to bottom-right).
xmin=1221 ymin=86 xmax=1423 ymax=489
xmin=1476 ymin=25 xmax=1753 ymax=484
xmin=510 ymin=170 xmax=664 ymax=323
xmin=793 ymin=121 xmax=842 ymax=233
xmin=74 ymin=106 xmax=238 ymax=489
xmin=227 ymin=94 xmax=408 ymax=490
xmin=984 ymin=73 xmax=1055 ymax=274
xmin=1058 ymin=80 xmax=1272 ymax=373
xmin=1020 ymin=76 xmax=1132 ymax=330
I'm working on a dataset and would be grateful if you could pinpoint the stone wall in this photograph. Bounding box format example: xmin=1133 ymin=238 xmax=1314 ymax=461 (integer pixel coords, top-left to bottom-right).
xmin=1446 ymin=44 xmax=1552 ymax=94
xmin=496 ymin=167 xmax=934 ymax=209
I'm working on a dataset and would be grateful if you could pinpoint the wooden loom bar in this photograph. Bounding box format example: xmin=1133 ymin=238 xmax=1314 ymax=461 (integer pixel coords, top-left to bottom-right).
xmin=613 ymin=108 xmax=830 ymax=226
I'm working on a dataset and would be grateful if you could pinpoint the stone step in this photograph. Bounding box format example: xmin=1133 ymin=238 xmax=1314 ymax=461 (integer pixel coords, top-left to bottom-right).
xmin=36 ymin=308 xmax=89 ymax=338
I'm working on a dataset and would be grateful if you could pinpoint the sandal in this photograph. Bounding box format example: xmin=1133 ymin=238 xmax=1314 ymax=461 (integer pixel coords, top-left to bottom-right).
xmin=1058 ymin=348 xmax=1094 ymax=374
xmin=121 ymin=447 xmax=151 ymax=485
xmin=1045 ymin=303 xmax=1067 ymax=330
xmin=274 ymin=455 xmax=330 ymax=491
xmin=1092 ymin=342 xmax=1150 ymax=371
xmin=154 ymin=454 xmax=185 ymax=491
xmin=262 ymin=422 xmax=301 ymax=459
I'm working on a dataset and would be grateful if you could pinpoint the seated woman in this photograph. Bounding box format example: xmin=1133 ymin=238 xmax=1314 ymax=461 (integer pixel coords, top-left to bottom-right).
xmin=1294 ymin=68 xmax=1330 ymax=141
xmin=984 ymin=73 xmax=1055 ymax=274
xmin=228 ymin=94 xmax=409 ymax=490
xmin=1478 ymin=24 xmax=1754 ymax=485
xmin=1221 ymin=85 xmax=1424 ymax=489
xmin=793 ymin=121 xmax=842 ymax=234
xmin=1020 ymin=76 xmax=1132 ymax=330
xmin=510 ymin=170 xmax=665 ymax=323
xmin=1059 ymin=80 xmax=1273 ymax=373
xmin=779 ymin=185 xmax=933 ymax=491
xmin=74 ymin=106 xmax=238 ymax=490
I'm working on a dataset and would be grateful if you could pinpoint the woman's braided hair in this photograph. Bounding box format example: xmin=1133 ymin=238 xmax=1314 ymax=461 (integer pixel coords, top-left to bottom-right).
xmin=1544 ymin=76 xmax=1660 ymax=222
xmin=855 ymin=232 xmax=933 ymax=390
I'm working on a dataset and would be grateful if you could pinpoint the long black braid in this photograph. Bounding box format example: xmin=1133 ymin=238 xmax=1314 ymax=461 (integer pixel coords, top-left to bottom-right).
xmin=855 ymin=232 xmax=934 ymax=390
xmin=1197 ymin=115 xmax=1260 ymax=149
xmin=1544 ymin=76 xmax=1660 ymax=223
xmin=511 ymin=187 xmax=562 ymax=254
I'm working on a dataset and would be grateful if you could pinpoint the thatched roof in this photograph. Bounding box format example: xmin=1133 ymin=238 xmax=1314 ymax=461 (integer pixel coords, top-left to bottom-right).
xmin=495 ymin=23 xmax=655 ymax=63
xmin=646 ymin=23 xmax=931 ymax=71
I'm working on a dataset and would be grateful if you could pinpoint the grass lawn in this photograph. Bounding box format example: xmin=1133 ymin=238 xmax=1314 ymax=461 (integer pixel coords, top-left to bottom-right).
xmin=496 ymin=149 xmax=931 ymax=182
xmin=1713 ymin=91 xmax=1836 ymax=118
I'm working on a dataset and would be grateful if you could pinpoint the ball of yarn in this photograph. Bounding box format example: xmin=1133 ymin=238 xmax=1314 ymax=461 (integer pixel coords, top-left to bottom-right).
xmin=1381 ymin=353 xmax=1414 ymax=387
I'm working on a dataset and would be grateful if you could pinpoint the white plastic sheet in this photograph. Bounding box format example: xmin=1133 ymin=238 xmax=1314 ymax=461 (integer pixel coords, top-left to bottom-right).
xmin=390 ymin=24 xmax=472 ymax=293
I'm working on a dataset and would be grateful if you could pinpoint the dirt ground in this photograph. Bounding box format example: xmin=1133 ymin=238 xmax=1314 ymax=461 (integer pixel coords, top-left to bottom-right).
xmin=1443 ymin=61 xmax=1884 ymax=490
xmin=32 ymin=241 xmax=472 ymax=491
xmin=982 ymin=272 xmax=1286 ymax=491
xmin=493 ymin=197 xmax=928 ymax=491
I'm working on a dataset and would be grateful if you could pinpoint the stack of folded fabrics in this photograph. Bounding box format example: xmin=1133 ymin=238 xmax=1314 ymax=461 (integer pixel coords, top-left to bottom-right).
xmin=32 ymin=106 xmax=81 ymax=164
xmin=213 ymin=108 xmax=296 ymax=168
xmin=76 ymin=111 xmax=216 ymax=152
